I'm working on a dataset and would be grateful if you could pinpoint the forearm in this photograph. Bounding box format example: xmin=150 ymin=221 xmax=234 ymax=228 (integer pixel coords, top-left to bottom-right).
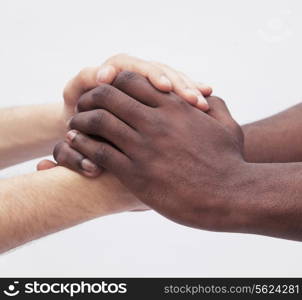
xmin=0 ymin=167 xmax=140 ymax=253
xmin=242 ymin=103 xmax=302 ymax=163
xmin=0 ymin=103 xmax=65 ymax=169
xmin=238 ymin=162 xmax=302 ymax=241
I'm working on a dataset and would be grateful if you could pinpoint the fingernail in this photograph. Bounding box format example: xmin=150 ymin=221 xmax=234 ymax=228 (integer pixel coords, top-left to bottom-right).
xmin=81 ymin=158 xmax=99 ymax=173
xmin=184 ymin=88 xmax=209 ymax=108
xmin=66 ymin=130 xmax=78 ymax=143
xmin=96 ymin=65 xmax=112 ymax=83
xmin=197 ymin=95 xmax=208 ymax=105
xmin=197 ymin=95 xmax=209 ymax=110
xmin=160 ymin=75 xmax=172 ymax=88
xmin=188 ymin=88 xmax=208 ymax=105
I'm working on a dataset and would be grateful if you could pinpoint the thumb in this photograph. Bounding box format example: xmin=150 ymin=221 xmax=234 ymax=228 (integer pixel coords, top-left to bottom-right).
xmin=36 ymin=159 xmax=57 ymax=171
xmin=206 ymin=96 xmax=243 ymax=146
xmin=206 ymin=96 xmax=234 ymax=125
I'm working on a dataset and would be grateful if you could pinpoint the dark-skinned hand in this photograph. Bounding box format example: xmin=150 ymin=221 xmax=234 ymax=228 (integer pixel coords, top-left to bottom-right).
xmin=53 ymin=71 xmax=249 ymax=232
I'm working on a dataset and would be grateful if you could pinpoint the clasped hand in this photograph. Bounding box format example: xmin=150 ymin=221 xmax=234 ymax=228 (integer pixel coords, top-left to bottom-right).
xmin=53 ymin=71 xmax=251 ymax=233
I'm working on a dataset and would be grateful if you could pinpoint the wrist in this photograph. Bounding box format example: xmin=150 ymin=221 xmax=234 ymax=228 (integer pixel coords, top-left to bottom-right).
xmin=209 ymin=160 xmax=259 ymax=234
xmin=54 ymin=167 xmax=142 ymax=216
xmin=231 ymin=162 xmax=292 ymax=238
xmin=227 ymin=161 xmax=261 ymax=234
xmin=39 ymin=102 xmax=66 ymax=141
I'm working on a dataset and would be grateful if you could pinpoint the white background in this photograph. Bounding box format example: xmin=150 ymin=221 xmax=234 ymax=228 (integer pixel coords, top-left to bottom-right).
xmin=0 ymin=0 xmax=302 ymax=277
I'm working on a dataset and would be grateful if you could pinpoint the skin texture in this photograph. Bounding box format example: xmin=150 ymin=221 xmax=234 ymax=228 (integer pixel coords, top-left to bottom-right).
xmin=0 ymin=167 xmax=142 ymax=253
xmin=0 ymin=103 xmax=65 ymax=168
xmin=243 ymin=103 xmax=302 ymax=163
xmin=55 ymin=72 xmax=302 ymax=241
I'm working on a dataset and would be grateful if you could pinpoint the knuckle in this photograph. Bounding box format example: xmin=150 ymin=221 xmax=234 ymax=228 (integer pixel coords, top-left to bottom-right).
xmin=112 ymin=123 xmax=130 ymax=141
xmin=93 ymin=84 xmax=114 ymax=100
xmin=124 ymin=98 xmax=140 ymax=112
xmin=148 ymin=63 xmax=165 ymax=77
xmin=113 ymin=70 xmax=138 ymax=87
xmin=177 ymin=77 xmax=189 ymax=88
xmin=77 ymin=66 xmax=92 ymax=84
xmin=93 ymin=144 xmax=108 ymax=166
xmin=87 ymin=109 xmax=108 ymax=132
